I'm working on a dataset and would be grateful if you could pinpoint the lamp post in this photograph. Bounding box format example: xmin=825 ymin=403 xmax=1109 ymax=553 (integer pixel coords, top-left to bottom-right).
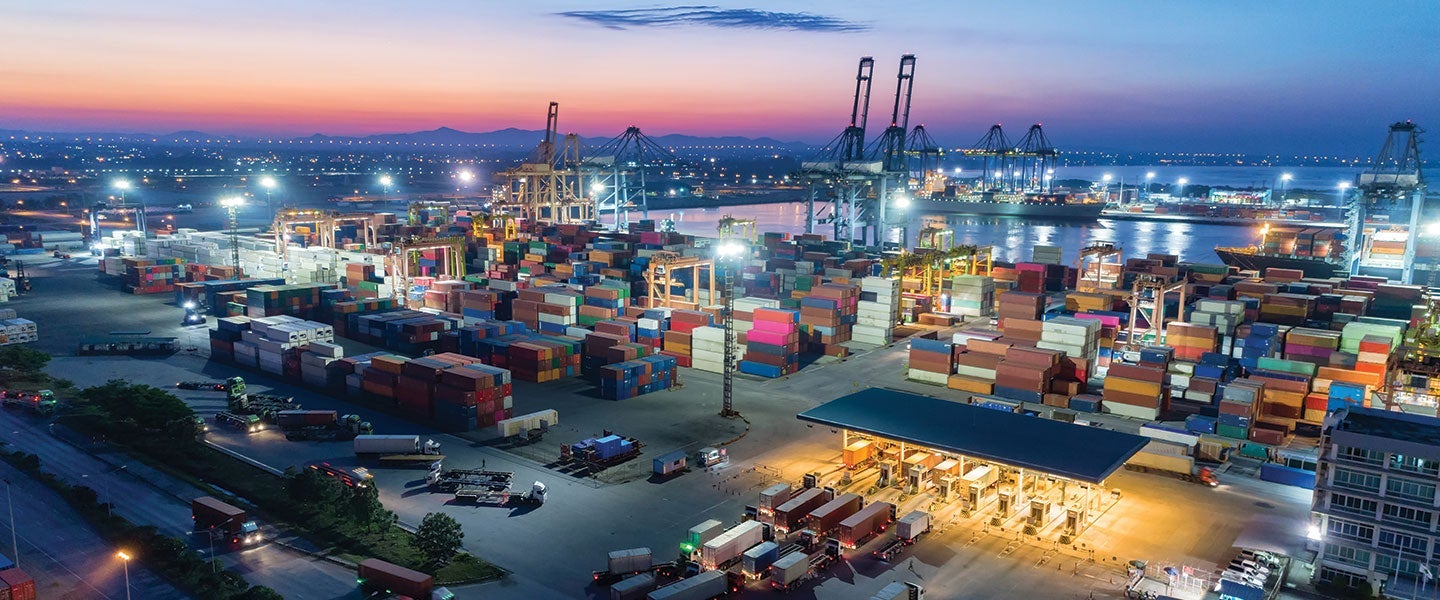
xmin=1279 ymin=172 xmax=1293 ymax=201
xmin=116 ymin=550 xmax=132 ymax=600
xmin=457 ymin=169 xmax=475 ymax=194
xmin=379 ymin=175 xmax=394 ymax=200
xmin=715 ymin=241 xmax=746 ymax=418
xmin=220 ymin=197 xmax=244 ymax=280
xmin=1145 ymin=171 xmax=1156 ymax=201
xmin=82 ymin=465 xmax=127 ymax=517
xmin=259 ymin=175 xmax=277 ymax=217
xmin=1177 ymin=177 xmax=1189 ymax=199
xmin=1102 ymin=173 xmax=1114 ymax=204
xmin=892 ymin=193 xmax=912 ymax=250
xmin=1337 ymin=181 xmax=1352 ymax=206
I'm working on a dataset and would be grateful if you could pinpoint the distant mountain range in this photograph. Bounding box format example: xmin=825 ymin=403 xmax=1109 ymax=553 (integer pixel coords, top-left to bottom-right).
xmin=1 ymin=125 xmax=815 ymax=152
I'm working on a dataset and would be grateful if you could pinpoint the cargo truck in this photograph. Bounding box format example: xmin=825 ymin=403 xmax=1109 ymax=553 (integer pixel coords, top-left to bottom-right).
xmin=757 ymin=483 xmax=792 ymax=522
xmin=683 ymin=519 xmax=725 ymax=556
xmin=646 ymin=570 xmax=728 ymax=600
xmin=593 ymin=548 xmax=680 ymax=584
xmin=773 ymin=488 xmax=827 ymax=534
xmin=870 ymin=581 xmax=924 ymax=600
xmin=192 ymin=496 xmax=261 ymax=546
xmin=876 ymin=510 xmax=931 ymax=559
xmin=805 ymin=493 xmax=863 ymax=537
xmin=838 ymin=501 xmax=896 ymax=549
xmin=275 ymin=410 xmax=373 ymax=441
xmin=562 ymin=432 xmax=645 ymax=468
xmin=353 ymin=434 xmax=444 ymax=465
xmin=1124 ymin=446 xmax=1218 ymax=486
xmin=1 ymin=390 xmax=55 ymax=416
xmin=741 ymin=541 xmax=779 ymax=579
xmin=426 ymin=464 xmax=547 ymax=506
xmin=309 ymin=462 xmax=374 ymax=488
xmin=770 ymin=539 xmax=841 ymax=592
xmin=215 ymin=411 xmax=262 ymax=433
xmin=611 ymin=572 xmax=658 ymax=600
xmin=223 ymin=377 xmax=301 ymax=422
xmin=358 ymin=558 xmax=435 ymax=599
xmin=700 ymin=520 xmax=766 ymax=571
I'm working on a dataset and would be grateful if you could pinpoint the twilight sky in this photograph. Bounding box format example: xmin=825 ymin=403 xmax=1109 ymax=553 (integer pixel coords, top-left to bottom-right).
xmin=2 ymin=1 xmax=1436 ymax=155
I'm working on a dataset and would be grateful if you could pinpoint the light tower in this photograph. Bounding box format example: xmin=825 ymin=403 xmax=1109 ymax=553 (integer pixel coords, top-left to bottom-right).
xmin=716 ymin=241 xmax=747 ymax=418
xmin=220 ymin=197 xmax=244 ymax=279
xmin=1279 ymin=172 xmax=1293 ymax=201
xmin=379 ymin=175 xmax=394 ymax=199
xmin=259 ymin=176 xmax=277 ymax=216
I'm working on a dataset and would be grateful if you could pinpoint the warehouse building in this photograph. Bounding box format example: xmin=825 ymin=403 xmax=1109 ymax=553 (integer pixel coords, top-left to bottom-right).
xmin=797 ymin=388 xmax=1148 ymax=541
xmin=1311 ymin=407 xmax=1440 ymax=595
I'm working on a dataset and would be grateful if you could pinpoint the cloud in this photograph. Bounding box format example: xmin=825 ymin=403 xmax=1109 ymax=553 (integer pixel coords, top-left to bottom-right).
xmin=555 ymin=5 xmax=867 ymax=32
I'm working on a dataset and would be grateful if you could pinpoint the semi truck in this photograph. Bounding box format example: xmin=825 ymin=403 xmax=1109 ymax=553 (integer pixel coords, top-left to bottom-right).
xmin=805 ymin=493 xmax=863 ymax=537
xmin=215 ymin=411 xmax=262 ymax=433
xmin=1 ymin=390 xmax=55 ymax=416
xmin=770 ymin=539 xmax=841 ymax=592
xmin=838 ymin=501 xmax=896 ymax=549
xmin=683 ymin=519 xmax=725 ymax=556
xmin=358 ymin=558 xmax=434 ymax=599
xmin=562 ymin=432 xmax=644 ymax=468
xmin=426 ymin=464 xmax=546 ymax=506
xmin=309 ymin=462 xmax=374 ymax=488
xmin=1125 ymin=443 xmax=1218 ymax=486
xmin=593 ymin=548 xmax=680 ymax=585
xmin=275 ymin=410 xmax=372 ymax=441
xmin=699 ymin=520 xmax=766 ymax=571
xmin=646 ymin=570 xmax=728 ymax=600
xmin=222 ymin=377 xmax=301 ymax=422
xmin=741 ymin=541 xmax=780 ymax=579
xmin=773 ymin=488 xmax=827 ymax=534
xmin=876 ymin=510 xmax=932 ymax=561
xmin=353 ymin=434 xmax=444 ymax=465
xmin=610 ymin=572 xmax=658 ymax=600
xmin=870 ymin=581 xmax=924 ymax=600
xmin=757 ymin=483 xmax=792 ymax=522
xmin=192 ymin=496 xmax=261 ymax=546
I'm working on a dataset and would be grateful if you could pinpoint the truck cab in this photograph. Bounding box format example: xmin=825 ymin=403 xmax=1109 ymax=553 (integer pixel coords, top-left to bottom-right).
xmin=695 ymin=446 xmax=727 ymax=468
xmin=216 ymin=412 xmax=262 ymax=433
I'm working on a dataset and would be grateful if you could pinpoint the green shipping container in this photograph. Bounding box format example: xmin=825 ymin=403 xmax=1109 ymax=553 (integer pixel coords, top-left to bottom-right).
xmin=1217 ymin=424 xmax=1249 ymax=440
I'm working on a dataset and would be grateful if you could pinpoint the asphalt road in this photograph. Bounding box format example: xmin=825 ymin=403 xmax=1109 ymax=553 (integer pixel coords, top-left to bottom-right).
xmin=6 ymin=254 xmax=1322 ymax=599
xmin=0 ymin=459 xmax=184 ymax=600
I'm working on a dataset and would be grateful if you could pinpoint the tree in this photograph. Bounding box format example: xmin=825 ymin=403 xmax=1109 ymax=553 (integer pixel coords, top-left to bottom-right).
xmin=412 ymin=512 xmax=464 ymax=567
xmin=286 ymin=468 xmax=343 ymax=507
xmin=345 ymin=484 xmax=396 ymax=534
xmin=80 ymin=380 xmax=195 ymax=434
xmin=233 ymin=586 xmax=285 ymax=600
xmin=0 ymin=346 xmax=50 ymax=376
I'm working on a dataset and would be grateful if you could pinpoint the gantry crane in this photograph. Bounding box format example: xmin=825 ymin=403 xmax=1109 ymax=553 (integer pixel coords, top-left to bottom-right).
xmin=917 ymin=225 xmax=954 ymax=250
xmin=1076 ymin=243 xmax=1123 ymax=291
xmin=799 ymin=56 xmax=876 ymax=239
xmin=717 ymin=215 xmax=757 ymax=240
xmin=867 ymin=54 xmax=917 ymax=246
xmin=583 ymin=126 xmax=684 ymax=227
xmin=1124 ymin=273 xmax=1187 ymax=350
xmin=328 ymin=213 xmax=380 ymax=249
xmin=408 ymin=202 xmax=452 ymax=226
xmin=493 ymin=102 xmax=592 ymax=224
xmin=386 ymin=236 xmax=467 ymax=307
xmin=643 ymin=251 xmax=717 ymax=310
xmin=469 ymin=212 xmax=520 ymax=242
xmin=880 ymin=245 xmax=992 ymax=304
xmin=273 ymin=208 xmax=331 ymax=260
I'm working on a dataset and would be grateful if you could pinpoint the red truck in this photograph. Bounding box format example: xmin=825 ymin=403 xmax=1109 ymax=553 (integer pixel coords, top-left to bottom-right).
xmin=805 ymin=493 xmax=862 ymax=537
xmin=772 ymin=488 xmax=827 ymax=534
xmin=358 ymin=558 xmax=433 ymax=599
xmin=192 ymin=496 xmax=261 ymax=546
xmin=838 ymin=501 xmax=896 ymax=549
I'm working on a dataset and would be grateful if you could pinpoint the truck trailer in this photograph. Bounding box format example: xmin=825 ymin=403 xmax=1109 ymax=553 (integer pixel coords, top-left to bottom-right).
xmin=191 ymin=496 xmax=260 ymax=545
xmin=699 ymin=520 xmax=765 ymax=571
xmin=838 ymin=501 xmax=896 ymax=549
xmin=772 ymin=488 xmax=827 ymax=534
xmin=805 ymin=493 xmax=863 ymax=537
xmin=1125 ymin=443 xmax=1218 ymax=486
xmin=757 ymin=483 xmax=792 ymax=521
xmin=611 ymin=572 xmax=658 ymax=600
xmin=276 ymin=410 xmax=372 ymax=441
xmin=684 ymin=519 xmax=725 ymax=555
xmin=647 ymin=570 xmax=727 ymax=600
xmin=870 ymin=581 xmax=924 ymax=600
xmin=741 ymin=540 xmax=780 ymax=579
xmin=1 ymin=390 xmax=55 ymax=416
xmin=426 ymin=465 xmax=546 ymax=505
xmin=353 ymin=434 xmax=443 ymax=465
xmin=358 ymin=558 xmax=433 ymax=599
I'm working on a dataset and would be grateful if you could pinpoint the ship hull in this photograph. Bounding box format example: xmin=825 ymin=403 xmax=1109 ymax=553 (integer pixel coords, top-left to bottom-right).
xmin=913 ymin=197 xmax=1105 ymax=220
xmin=1213 ymin=248 xmax=1348 ymax=278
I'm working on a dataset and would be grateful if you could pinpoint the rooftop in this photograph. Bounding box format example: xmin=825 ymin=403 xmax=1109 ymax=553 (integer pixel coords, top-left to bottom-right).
xmin=1337 ymin=407 xmax=1440 ymax=447
xmin=797 ymin=388 xmax=1148 ymax=485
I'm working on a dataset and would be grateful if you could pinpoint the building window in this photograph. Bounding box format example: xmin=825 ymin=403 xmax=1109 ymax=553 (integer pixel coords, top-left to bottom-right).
xmin=1381 ymin=503 xmax=1434 ymax=530
xmin=1338 ymin=445 xmax=1385 ymax=466
xmin=1334 ymin=468 xmax=1383 ymax=494
xmin=1285 ymin=455 xmax=1319 ymax=472
xmin=1319 ymin=566 xmax=1367 ymax=588
xmin=1376 ymin=554 xmax=1423 ymax=575
xmin=1328 ymin=519 xmax=1375 ymax=544
xmin=1386 ymin=476 xmax=1437 ymax=504
xmin=1325 ymin=542 xmax=1372 ymax=569
xmin=1331 ymin=493 xmax=1380 ymax=518
xmin=1389 ymin=454 xmax=1440 ymax=477
xmin=1378 ymin=529 xmax=1429 ymax=557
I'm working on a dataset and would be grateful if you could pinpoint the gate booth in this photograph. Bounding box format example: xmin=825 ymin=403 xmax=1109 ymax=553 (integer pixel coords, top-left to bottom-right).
xmin=797 ymin=389 xmax=1148 ymax=542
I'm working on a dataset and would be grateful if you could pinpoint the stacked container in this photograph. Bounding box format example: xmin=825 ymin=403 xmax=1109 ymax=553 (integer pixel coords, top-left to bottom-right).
xmin=1282 ymin=328 xmax=1341 ymax=367
xmin=1218 ymin=380 xmax=1263 ymax=439
xmin=996 ymin=291 xmax=1045 ymax=344
xmin=1102 ymin=363 xmax=1167 ymax=420
xmin=854 ymin=276 xmax=900 ymax=346
xmin=801 ymin=283 xmax=858 ymax=356
xmin=1164 ymin=322 xmax=1219 ymax=363
xmin=906 ymin=337 xmax=954 ymax=385
xmin=740 ymin=308 xmax=800 ymax=378
xmin=950 ymin=275 xmax=995 ymax=318
xmin=598 ymin=355 xmax=679 ymax=399
xmin=122 ymin=257 xmax=185 ymax=294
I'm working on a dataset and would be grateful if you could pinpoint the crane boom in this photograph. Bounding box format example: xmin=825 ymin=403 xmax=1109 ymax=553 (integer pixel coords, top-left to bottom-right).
xmin=840 ymin=57 xmax=875 ymax=162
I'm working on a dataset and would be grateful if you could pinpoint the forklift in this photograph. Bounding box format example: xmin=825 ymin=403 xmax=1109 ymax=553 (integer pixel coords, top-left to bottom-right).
xmin=0 ymin=258 xmax=30 ymax=293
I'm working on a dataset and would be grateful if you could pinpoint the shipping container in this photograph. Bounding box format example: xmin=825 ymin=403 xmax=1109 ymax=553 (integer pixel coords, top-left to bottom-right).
xmin=838 ymin=502 xmax=896 ymax=549
xmin=742 ymin=541 xmax=780 ymax=578
xmin=611 ymin=572 xmax=658 ymax=600
xmin=700 ymin=520 xmax=765 ymax=570
xmin=897 ymin=511 xmax=931 ymax=542
xmin=686 ymin=519 xmax=724 ymax=550
xmin=773 ymin=488 xmax=827 ymax=533
xmin=353 ymin=434 xmax=424 ymax=455
xmin=758 ymin=483 xmax=792 ymax=520
xmin=647 ymin=570 xmax=726 ymax=600
xmin=357 ymin=558 xmax=434 ymax=599
xmin=608 ymin=548 xmax=653 ymax=574
xmin=771 ymin=552 xmax=810 ymax=587
xmin=0 ymin=567 xmax=35 ymax=600
xmin=807 ymin=493 xmax=863 ymax=537
xmin=192 ymin=496 xmax=247 ymax=534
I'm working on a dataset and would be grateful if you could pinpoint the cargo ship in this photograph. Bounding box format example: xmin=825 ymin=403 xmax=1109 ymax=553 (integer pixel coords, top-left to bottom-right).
xmin=1214 ymin=225 xmax=1350 ymax=278
xmin=912 ymin=192 xmax=1105 ymax=220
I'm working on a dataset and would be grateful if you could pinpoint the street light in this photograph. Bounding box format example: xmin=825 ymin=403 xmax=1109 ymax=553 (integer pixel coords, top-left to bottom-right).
xmin=1177 ymin=177 xmax=1189 ymax=198
xmin=891 ymin=193 xmax=912 ymax=249
xmin=259 ymin=176 xmax=277 ymax=216
xmin=715 ymin=241 xmax=746 ymax=418
xmin=4 ymin=478 xmax=15 ymax=568
xmin=379 ymin=175 xmax=394 ymax=199
xmin=220 ymin=197 xmax=244 ymax=280
xmin=116 ymin=550 xmax=132 ymax=600
xmin=1145 ymin=171 xmax=1157 ymax=200
xmin=1279 ymin=172 xmax=1293 ymax=201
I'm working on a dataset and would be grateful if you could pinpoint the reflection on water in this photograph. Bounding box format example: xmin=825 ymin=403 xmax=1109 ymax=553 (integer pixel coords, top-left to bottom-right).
xmin=650 ymin=202 xmax=1256 ymax=265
